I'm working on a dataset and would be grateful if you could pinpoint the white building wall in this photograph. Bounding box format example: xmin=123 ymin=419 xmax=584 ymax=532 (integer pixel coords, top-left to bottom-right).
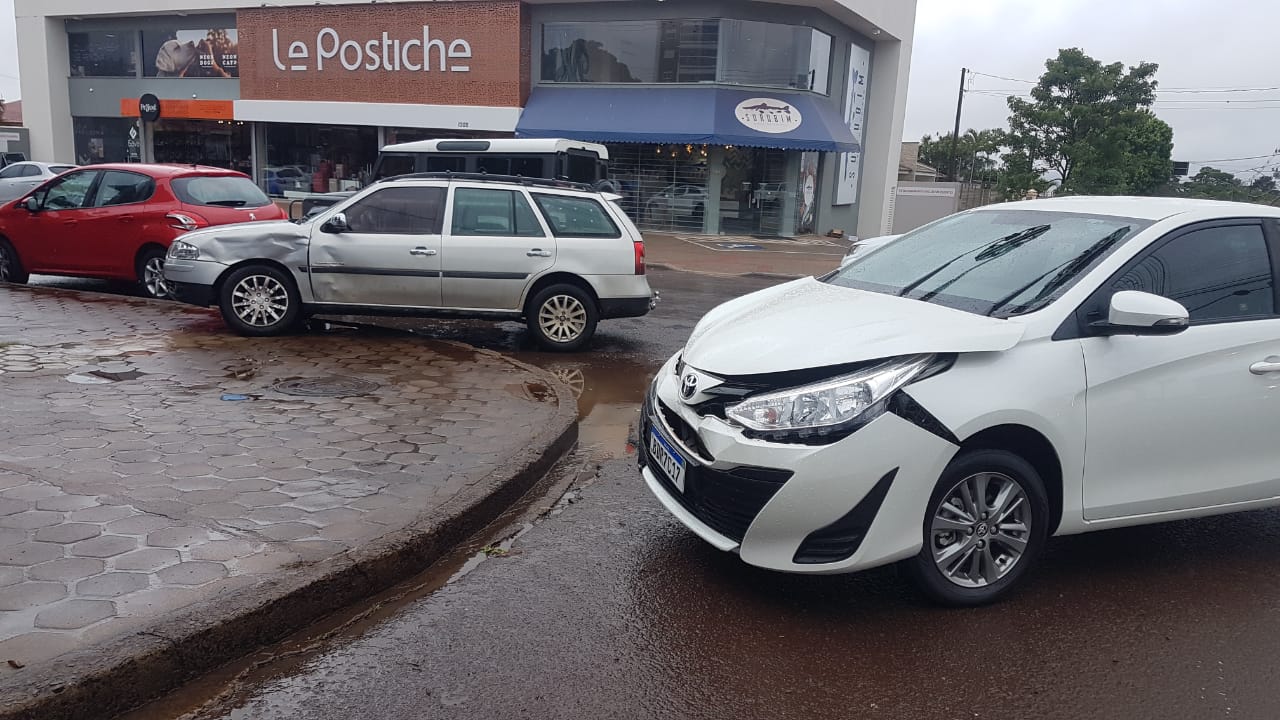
xmin=16 ymin=15 xmax=74 ymax=162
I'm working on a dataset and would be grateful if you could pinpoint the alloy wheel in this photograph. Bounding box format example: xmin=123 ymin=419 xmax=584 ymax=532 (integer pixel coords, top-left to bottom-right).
xmin=930 ymin=471 xmax=1032 ymax=588
xmin=143 ymin=257 xmax=171 ymax=298
xmin=538 ymin=294 xmax=588 ymax=343
xmin=230 ymin=274 xmax=290 ymax=327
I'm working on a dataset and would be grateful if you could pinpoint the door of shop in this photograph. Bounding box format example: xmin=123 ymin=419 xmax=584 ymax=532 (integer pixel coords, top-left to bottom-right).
xmin=722 ymin=148 xmax=790 ymax=236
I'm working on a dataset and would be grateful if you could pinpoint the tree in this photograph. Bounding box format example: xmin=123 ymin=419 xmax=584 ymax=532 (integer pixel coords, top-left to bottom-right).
xmin=918 ymin=128 xmax=1004 ymax=183
xmin=1251 ymin=175 xmax=1276 ymax=193
xmin=1003 ymin=48 xmax=1173 ymax=195
xmin=0 ymin=98 xmax=5 ymax=123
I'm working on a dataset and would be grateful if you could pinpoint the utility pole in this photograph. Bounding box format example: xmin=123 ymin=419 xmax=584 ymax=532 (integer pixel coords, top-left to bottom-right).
xmin=949 ymin=67 xmax=967 ymax=182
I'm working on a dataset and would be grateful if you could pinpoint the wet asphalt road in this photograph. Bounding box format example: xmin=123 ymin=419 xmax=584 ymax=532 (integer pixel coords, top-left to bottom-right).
xmin=37 ymin=270 xmax=1280 ymax=720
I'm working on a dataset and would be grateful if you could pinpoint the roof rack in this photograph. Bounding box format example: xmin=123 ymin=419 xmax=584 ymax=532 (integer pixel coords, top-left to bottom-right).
xmin=380 ymin=171 xmax=597 ymax=192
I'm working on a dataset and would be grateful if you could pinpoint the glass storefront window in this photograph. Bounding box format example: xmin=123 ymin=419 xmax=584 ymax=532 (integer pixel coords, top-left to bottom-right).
xmin=69 ymin=32 xmax=137 ymax=77
xmin=73 ymin=117 xmax=141 ymax=164
xmin=607 ymin=143 xmax=709 ymax=233
xmin=263 ymin=124 xmax=378 ymax=196
xmin=153 ymin=119 xmax=251 ymax=174
xmin=541 ymin=19 xmax=831 ymax=93
xmin=720 ymin=21 xmax=831 ymax=94
xmin=542 ymin=20 xmax=717 ymax=84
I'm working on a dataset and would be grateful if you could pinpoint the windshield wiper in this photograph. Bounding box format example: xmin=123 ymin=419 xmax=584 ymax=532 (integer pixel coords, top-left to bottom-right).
xmin=916 ymin=225 xmax=1054 ymax=303
xmin=897 ymin=225 xmax=1052 ymax=299
xmin=987 ymin=225 xmax=1132 ymax=317
xmin=205 ymin=199 xmax=248 ymax=207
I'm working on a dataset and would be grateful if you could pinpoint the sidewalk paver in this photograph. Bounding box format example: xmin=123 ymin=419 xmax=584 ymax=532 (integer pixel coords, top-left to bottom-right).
xmin=0 ymin=284 xmax=576 ymax=720
xmin=643 ymin=231 xmax=850 ymax=277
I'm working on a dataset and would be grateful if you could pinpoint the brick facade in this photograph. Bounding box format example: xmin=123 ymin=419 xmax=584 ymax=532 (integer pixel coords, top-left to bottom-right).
xmin=237 ymin=0 xmax=527 ymax=107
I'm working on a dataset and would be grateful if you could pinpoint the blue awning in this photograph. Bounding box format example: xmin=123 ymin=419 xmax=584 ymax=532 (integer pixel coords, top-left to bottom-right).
xmin=516 ymin=86 xmax=860 ymax=153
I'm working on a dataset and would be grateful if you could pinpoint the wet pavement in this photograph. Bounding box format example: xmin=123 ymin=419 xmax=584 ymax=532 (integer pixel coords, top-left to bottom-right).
xmin=106 ymin=265 xmax=1280 ymax=720
xmin=149 ymin=456 xmax=1280 ymax=720
xmin=0 ymin=284 xmax=569 ymax=684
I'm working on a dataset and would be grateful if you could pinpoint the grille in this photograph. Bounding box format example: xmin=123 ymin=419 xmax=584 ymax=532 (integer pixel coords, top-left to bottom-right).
xmin=657 ymin=399 xmax=713 ymax=461
xmin=642 ymin=416 xmax=791 ymax=543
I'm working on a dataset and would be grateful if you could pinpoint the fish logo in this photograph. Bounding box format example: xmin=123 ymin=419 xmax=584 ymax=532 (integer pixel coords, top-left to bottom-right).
xmin=734 ymin=97 xmax=803 ymax=134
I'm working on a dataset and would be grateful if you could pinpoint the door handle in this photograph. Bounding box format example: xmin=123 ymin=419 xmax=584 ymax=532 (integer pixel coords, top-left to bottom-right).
xmin=62 ymin=220 xmax=77 ymax=227
xmin=527 ymin=249 xmax=552 ymax=257
xmin=118 ymin=215 xmax=134 ymax=223
xmin=409 ymin=247 xmax=437 ymax=256
xmin=1249 ymin=357 xmax=1280 ymax=375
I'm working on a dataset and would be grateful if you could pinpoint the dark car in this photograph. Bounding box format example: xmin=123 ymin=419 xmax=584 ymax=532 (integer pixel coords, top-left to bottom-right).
xmin=0 ymin=163 xmax=287 ymax=298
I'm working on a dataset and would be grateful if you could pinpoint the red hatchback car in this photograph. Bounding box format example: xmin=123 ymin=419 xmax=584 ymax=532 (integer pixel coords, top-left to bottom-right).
xmin=0 ymin=163 xmax=286 ymax=298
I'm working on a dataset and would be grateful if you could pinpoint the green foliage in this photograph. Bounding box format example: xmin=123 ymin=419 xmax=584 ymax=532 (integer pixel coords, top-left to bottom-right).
xmin=918 ymin=128 xmax=1004 ymax=183
xmin=1003 ymin=48 xmax=1173 ymax=196
xmin=1158 ymin=166 xmax=1280 ymax=205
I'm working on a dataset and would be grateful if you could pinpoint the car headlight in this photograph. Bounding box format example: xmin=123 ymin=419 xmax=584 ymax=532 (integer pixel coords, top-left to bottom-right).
xmin=168 ymin=241 xmax=200 ymax=260
xmin=725 ymin=355 xmax=935 ymax=441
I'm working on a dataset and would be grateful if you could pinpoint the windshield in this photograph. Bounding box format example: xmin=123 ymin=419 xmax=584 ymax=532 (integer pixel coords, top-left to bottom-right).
xmin=824 ymin=209 xmax=1150 ymax=317
xmin=172 ymin=176 xmax=272 ymax=208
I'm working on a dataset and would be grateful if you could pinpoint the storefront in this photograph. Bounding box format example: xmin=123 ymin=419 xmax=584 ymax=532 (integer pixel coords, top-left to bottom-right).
xmin=17 ymin=0 xmax=915 ymax=239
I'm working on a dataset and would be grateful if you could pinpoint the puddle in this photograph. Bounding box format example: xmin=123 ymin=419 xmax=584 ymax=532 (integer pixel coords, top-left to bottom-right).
xmin=65 ymin=373 xmax=115 ymax=385
xmin=523 ymin=381 xmax=553 ymax=402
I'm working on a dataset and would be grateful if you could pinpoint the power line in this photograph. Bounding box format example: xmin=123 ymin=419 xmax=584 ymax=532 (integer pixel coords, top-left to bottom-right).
xmin=968 ymin=70 xmax=1280 ymax=95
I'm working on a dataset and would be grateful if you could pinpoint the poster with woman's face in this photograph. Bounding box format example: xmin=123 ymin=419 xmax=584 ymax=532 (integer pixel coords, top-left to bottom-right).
xmin=145 ymin=29 xmax=238 ymax=78
xmin=798 ymin=152 xmax=819 ymax=234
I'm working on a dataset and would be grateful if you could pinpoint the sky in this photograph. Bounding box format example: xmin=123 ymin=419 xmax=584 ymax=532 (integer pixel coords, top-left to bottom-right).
xmin=0 ymin=0 xmax=1276 ymax=180
xmin=905 ymin=0 xmax=1280 ymax=180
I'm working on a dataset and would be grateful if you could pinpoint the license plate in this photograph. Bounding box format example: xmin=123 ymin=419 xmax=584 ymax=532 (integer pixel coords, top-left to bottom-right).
xmin=648 ymin=427 xmax=686 ymax=493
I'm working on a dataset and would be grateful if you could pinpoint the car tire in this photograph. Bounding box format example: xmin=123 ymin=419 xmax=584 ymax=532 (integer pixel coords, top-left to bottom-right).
xmin=136 ymin=246 xmax=172 ymax=299
xmin=218 ymin=264 xmax=303 ymax=337
xmin=903 ymin=449 xmax=1050 ymax=607
xmin=0 ymin=238 xmax=29 ymax=284
xmin=526 ymin=283 xmax=598 ymax=352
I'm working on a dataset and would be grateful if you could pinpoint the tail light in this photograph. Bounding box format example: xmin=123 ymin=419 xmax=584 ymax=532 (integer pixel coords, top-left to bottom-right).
xmin=634 ymin=240 xmax=646 ymax=275
xmin=166 ymin=212 xmax=208 ymax=232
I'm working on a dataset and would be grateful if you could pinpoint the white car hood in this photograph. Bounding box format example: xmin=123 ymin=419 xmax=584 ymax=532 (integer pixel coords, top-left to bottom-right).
xmin=682 ymin=277 xmax=1026 ymax=376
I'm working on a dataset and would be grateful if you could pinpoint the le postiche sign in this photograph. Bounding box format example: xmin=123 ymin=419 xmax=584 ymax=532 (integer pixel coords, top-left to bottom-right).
xmin=271 ymin=28 xmax=471 ymax=73
xmin=238 ymin=1 xmax=527 ymax=107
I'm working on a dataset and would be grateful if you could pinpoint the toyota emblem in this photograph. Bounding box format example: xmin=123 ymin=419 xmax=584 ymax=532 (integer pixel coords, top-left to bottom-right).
xmin=680 ymin=373 xmax=698 ymax=400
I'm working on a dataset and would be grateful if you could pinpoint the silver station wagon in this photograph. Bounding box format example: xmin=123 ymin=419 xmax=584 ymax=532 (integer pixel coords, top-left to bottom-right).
xmin=164 ymin=174 xmax=656 ymax=351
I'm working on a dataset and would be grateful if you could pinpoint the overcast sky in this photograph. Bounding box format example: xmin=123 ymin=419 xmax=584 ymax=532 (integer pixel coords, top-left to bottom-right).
xmin=0 ymin=0 xmax=1276 ymax=178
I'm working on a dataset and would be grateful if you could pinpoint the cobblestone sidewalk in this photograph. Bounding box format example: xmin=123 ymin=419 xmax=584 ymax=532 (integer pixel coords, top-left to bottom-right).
xmin=0 ymin=285 xmax=570 ymax=700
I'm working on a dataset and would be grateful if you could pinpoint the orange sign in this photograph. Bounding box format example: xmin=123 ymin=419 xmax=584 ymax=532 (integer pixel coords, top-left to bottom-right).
xmin=119 ymin=98 xmax=235 ymax=120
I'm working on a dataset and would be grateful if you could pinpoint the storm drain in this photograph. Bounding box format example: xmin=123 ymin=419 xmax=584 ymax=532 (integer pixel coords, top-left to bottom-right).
xmin=272 ymin=376 xmax=381 ymax=397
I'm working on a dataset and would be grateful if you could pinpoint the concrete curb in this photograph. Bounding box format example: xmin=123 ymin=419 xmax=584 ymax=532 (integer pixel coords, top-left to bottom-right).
xmin=0 ymin=346 xmax=579 ymax=720
xmin=647 ymin=262 xmax=807 ymax=280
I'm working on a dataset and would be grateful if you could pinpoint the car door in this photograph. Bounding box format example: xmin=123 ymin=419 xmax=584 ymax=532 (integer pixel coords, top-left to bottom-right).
xmin=20 ymin=169 xmax=102 ymax=273
xmin=441 ymin=186 xmax=553 ymax=310
xmin=307 ymin=185 xmax=445 ymax=307
xmin=1082 ymin=219 xmax=1280 ymax=520
xmin=0 ymin=164 xmax=43 ymax=203
xmin=75 ymin=170 xmax=157 ymax=275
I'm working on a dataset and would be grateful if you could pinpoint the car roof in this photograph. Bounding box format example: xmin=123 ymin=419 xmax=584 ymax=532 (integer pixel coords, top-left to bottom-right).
xmin=987 ymin=195 xmax=1280 ymax=221
xmin=75 ymin=163 xmax=248 ymax=178
xmin=381 ymin=138 xmax=609 ymax=159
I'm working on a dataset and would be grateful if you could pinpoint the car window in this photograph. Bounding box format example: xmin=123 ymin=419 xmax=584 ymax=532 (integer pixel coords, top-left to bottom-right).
xmin=344 ymin=187 xmax=446 ymax=234
xmin=93 ymin=171 xmax=155 ymax=207
xmin=171 ymin=176 xmax=272 ymax=208
xmin=49 ymin=165 xmax=76 ymax=175
xmin=0 ymin=164 xmax=25 ymax=179
xmin=22 ymin=165 xmax=44 ymax=178
xmin=827 ymin=209 xmax=1150 ymax=317
xmin=451 ymin=188 xmax=544 ymax=237
xmin=532 ymin=194 xmax=621 ymax=238
xmin=1112 ymin=224 xmax=1273 ymax=323
xmin=40 ymin=171 xmax=99 ymax=210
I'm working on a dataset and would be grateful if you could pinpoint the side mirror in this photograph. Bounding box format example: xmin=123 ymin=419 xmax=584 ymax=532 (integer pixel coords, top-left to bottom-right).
xmin=22 ymin=196 xmax=38 ymax=213
xmin=321 ymin=212 xmax=348 ymax=233
xmin=1092 ymin=290 xmax=1189 ymax=336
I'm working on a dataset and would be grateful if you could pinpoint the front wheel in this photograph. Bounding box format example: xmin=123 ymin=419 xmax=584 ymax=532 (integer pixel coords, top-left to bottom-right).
xmin=903 ymin=449 xmax=1050 ymax=607
xmin=527 ymin=284 xmax=598 ymax=352
xmin=137 ymin=247 xmax=171 ymax=299
xmin=0 ymin=238 xmax=29 ymax=284
xmin=218 ymin=265 xmax=302 ymax=337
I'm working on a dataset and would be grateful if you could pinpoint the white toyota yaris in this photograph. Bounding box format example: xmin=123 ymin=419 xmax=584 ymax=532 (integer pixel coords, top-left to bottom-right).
xmin=640 ymin=196 xmax=1280 ymax=605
